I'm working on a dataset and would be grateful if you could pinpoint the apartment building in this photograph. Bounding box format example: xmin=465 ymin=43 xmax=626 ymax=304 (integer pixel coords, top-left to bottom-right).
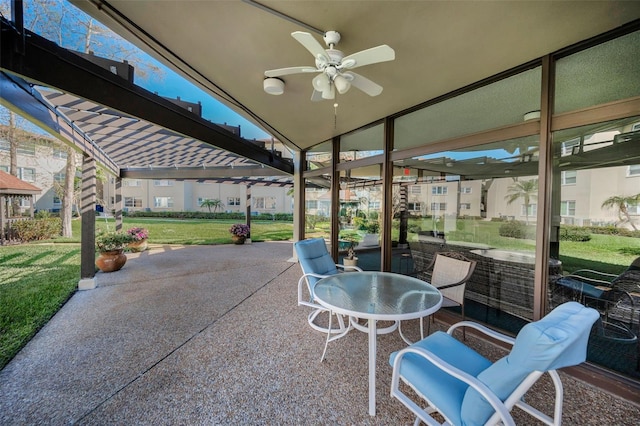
xmin=0 ymin=127 xmax=294 ymax=215
xmin=102 ymin=177 xmax=293 ymax=215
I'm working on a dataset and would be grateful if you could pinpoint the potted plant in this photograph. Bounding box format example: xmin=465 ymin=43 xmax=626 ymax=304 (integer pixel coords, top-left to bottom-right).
xmin=340 ymin=232 xmax=361 ymax=267
xmin=344 ymin=242 xmax=358 ymax=267
xmin=126 ymin=227 xmax=149 ymax=252
xmin=95 ymin=230 xmax=134 ymax=272
xmin=229 ymin=223 xmax=250 ymax=244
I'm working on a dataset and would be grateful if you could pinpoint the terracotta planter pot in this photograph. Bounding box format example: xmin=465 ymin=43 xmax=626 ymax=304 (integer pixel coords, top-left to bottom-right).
xmin=232 ymin=235 xmax=246 ymax=245
xmin=128 ymin=239 xmax=148 ymax=252
xmin=96 ymin=249 xmax=127 ymax=272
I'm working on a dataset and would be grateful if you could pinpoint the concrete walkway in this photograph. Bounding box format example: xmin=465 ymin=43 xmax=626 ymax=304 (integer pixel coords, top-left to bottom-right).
xmin=1 ymin=242 xmax=638 ymax=424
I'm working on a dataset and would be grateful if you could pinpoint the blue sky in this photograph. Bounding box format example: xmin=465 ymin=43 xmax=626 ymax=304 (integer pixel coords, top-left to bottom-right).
xmin=141 ymin=67 xmax=270 ymax=141
xmin=0 ymin=0 xmax=271 ymax=141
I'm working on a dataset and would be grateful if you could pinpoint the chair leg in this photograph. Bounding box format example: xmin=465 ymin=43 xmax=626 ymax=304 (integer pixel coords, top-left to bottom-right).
xmin=308 ymin=309 xmax=347 ymax=334
xmin=320 ymin=310 xmax=352 ymax=362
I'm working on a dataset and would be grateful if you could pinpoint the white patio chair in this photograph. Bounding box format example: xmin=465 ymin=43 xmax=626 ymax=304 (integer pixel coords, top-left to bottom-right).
xmin=294 ymin=238 xmax=362 ymax=334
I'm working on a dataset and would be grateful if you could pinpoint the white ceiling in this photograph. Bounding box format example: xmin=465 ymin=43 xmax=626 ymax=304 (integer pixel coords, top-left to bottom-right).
xmin=71 ymin=1 xmax=640 ymax=153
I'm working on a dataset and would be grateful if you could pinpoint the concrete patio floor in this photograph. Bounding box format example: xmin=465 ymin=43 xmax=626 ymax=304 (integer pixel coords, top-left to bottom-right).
xmin=1 ymin=242 xmax=639 ymax=425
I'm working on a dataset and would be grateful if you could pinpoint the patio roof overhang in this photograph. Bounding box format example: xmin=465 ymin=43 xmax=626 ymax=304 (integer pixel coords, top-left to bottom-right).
xmin=68 ymin=1 xmax=640 ymax=153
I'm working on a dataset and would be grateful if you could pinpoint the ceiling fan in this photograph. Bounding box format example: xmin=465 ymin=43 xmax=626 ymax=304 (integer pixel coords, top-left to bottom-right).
xmin=264 ymin=31 xmax=395 ymax=101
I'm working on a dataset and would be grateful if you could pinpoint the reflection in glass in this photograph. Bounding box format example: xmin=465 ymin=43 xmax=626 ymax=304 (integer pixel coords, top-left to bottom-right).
xmin=306 ymin=140 xmax=332 ymax=170
xmin=340 ymin=124 xmax=384 ymax=162
xmin=394 ymin=135 xmax=540 ymax=333
xmin=304 ymin=176 xmax=331 ymax=241
xmin=549 ymin=117 xmax=640 ymax=379
xmin=338 ymin=167 xmax=382 ymax=269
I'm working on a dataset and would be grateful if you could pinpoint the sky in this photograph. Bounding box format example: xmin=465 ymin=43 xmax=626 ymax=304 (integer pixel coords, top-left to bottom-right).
xmin=137 ymin=61 xmax=271 ymax=142
xmin=0 ymin=0 xmax=271 ymax=141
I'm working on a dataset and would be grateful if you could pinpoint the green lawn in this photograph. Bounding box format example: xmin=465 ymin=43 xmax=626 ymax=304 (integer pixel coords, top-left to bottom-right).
xmin=0 ymin=218 xmax=293 ymax=369
xmin=0 ymin=244 xmax=80 ymax=369
xmin=56 ymin=217 xmax=295 ymax=245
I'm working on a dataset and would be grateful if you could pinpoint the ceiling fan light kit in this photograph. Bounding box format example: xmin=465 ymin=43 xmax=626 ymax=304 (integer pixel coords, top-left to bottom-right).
xmin=263 ymin=77 xmax=285 ymax=95
xmin=264 ymin=30 xmax=395 ymax=101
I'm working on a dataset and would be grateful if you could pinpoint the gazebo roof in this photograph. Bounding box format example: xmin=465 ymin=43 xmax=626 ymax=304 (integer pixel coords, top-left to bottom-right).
xmin=0 ymin=170 xmax=42 ymax=196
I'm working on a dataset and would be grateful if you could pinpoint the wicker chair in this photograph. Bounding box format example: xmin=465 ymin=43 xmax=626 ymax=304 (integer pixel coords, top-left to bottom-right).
xmin=419 ymin=251 xmax=477 ymax=336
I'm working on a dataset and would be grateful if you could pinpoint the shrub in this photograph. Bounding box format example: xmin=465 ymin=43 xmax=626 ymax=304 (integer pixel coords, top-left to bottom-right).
xmin=13 ymin=218 xmax=61 ymax=241
xmin=498 ymin=220 xmax=534 ymax=239
xmin=585 ymin=225 xmax=640 ymax=238
xmin=34 ymin=210 xmax=51 ymax=219
xmin=365 ymin=221 xmax=380 ymax=234
xmin=559 ymin=226 xmax=591 ymax=242
xmin=352 ymin=216 xmax=368 ymax=230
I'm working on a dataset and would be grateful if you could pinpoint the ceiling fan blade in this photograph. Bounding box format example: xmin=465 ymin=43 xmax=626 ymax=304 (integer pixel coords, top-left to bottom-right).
xmin=311 ymin=89 xmax=324 ymax=102
xmin=341 ymin=45 xmax=395 ymax=69
xmin=292 ymin=31 xmax=330 ymax=62
xmin=264 ymin=66 xmax=318 ymax=77
xmin=344 ymin=72 xmax=383 ymax=96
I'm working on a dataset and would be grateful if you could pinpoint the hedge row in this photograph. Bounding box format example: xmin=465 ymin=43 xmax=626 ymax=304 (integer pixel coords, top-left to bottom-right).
xmin=558 ymin=226 xmax=592 ymax=242
xmin=12 ymin=218 xmax=61 ymax=241
xmin=123 ymin=210 xmax=293 ymax=221
xmin=584 ymin=225 xmax=640 ymax=238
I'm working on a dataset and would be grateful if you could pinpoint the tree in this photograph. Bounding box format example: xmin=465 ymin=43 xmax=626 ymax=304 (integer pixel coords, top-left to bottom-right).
xmin=60 ymin=146 xmax=76 ymax=237
xmin=200 ymin=199 xmax=224 ymax=213
xmin=504 ymin=178 xmax=538 ymax=224
xmin=601 ymin=194 xmax=640 ymax=231
xmin=1 ymin=0 xmax=164 ymax=236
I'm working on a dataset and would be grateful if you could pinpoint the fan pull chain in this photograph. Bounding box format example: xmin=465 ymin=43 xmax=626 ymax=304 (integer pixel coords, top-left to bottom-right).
xmin=334 ymin=103 xmax=338 ymax=129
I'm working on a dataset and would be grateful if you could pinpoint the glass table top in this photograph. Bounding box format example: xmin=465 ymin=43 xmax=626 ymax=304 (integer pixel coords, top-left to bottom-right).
xmin=314 ymin=271 xmax=442 ymax=320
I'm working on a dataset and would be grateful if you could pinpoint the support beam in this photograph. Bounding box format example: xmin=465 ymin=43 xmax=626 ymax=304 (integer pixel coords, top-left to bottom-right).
xmin=381 ymin=118 xmax=394 ymax=272
xmin=0 ymin=18 xmax=293 ymax=175
xmin=79 ymin=156 xmax=97 ymax=289
xmin=114 ymin=177 xmax=122 ymax=231
xmin=292 ymin=149 xmax=304 ymax=253
xmin=121 ymin=166 xmax=288 ymax=180
xmin=245 ymin=185 xmax=252 ymax=243
xmin=330 ymin=137 xmax=340 ymax=260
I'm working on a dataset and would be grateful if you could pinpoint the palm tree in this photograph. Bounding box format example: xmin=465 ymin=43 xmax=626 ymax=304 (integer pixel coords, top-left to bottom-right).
xmin=200 ymin=198 xmax=224 ymax=213
xmin=504 ymin=178 xmax=538 ymax=224
xmin=601 ymin=194 xmax=640 ymax=230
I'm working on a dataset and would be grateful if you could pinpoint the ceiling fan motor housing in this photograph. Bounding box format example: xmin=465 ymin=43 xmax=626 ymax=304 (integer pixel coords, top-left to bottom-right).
xmin=323 ymin=31 xmax=341 ymax=47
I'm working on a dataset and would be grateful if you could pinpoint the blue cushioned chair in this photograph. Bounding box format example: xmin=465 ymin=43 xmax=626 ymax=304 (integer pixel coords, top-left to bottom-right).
xmin=294 ymin=238 xmax=362 ymax=334
xmin=390 ymin=301 xmax=599 ymax=426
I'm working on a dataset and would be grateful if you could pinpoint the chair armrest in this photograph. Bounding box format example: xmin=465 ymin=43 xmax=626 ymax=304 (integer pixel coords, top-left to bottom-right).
xmin=336 ymin=264 xmax=363 ymax=272
xmin=447 ymin=321 xmax=516 ymax=346
xmin=566 ymin=269 xmax=618 ymax=286
xmin=391 ymin=346 xmax=516 ymax=426
xmin=298 ymin=272 xmax=330 ymax=306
